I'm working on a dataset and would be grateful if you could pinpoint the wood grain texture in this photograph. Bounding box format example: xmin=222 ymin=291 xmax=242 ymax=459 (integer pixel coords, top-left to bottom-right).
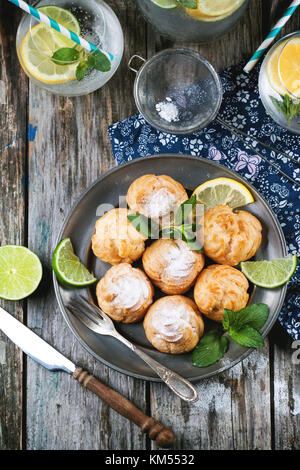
xmin=0 ymin=2 xmax=28 ymax=451
xmin=148 ymin=0 xmax=272 ymax=451
xmin=25 ymin=0 xmax=149 ymax=450
xmin=0 ymin=0 xmax=300 ymax=450
xmin=266 ymin=0 xmax=300 ymax=451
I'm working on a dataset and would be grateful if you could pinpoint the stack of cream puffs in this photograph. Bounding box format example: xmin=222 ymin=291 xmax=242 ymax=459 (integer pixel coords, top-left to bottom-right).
xmin=91 ymin=174 xmax=262 ymax=356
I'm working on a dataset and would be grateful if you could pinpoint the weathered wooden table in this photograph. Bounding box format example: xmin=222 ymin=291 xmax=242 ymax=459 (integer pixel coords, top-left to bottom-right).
xmin=0 ymin=0 xmax=299 ymax=451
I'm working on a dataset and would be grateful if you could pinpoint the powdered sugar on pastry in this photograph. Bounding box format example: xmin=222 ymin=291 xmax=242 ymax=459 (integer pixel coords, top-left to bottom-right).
xmin=142 ymin=188 xmax=177 ymax=219
xmin=110 ymin=275 xmax=149 ymax=310
xmin=152 ymin=303 xmax=193 ymax=343
xmin=163 ymin=240 xmax=196 ymax=279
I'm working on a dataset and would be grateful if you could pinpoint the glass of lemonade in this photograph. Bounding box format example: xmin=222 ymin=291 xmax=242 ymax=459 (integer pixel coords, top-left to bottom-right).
xmin=137 ymin=0 xmax=249 ymax=43
xmin=16 ymin=0 xmax=124 ymax=96
xmin=259 ymin=32 xmax=300 ymax=134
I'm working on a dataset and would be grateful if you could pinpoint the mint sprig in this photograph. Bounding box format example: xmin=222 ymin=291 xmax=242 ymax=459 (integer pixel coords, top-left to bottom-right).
xmin=192 ymin=303 xmax=269 ymax=368
xmin=177 ymin=0 xmax=197 ymax=8
xmin=52 ymin=48 xmax=111 ymax=81
xmin=127 ymin=196 xmax=203 ymax=252
xmin=270 ymin=94 xmax=300 ymax=125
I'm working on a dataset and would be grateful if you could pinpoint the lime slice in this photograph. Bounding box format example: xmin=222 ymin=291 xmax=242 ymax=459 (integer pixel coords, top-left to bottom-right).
xmin=150 ymin=0 xmax=178 ymax=8
xmin=0 ymin=246 xmax=43 ymax=300
xmin=38 ymin=6 xmax=81 ymax=41
xmin=241 ymin=255 xmax=297 ymax=288
xmin=53 ymin=238 xmax=97 ymax=287
xmin=192 ymin=177 xmax=254 ymax=210
xmin=19 ymin=6 xmax=81 ymax=84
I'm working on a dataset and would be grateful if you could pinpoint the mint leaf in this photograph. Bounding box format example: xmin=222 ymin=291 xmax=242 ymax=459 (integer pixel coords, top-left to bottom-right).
xmin=229 ymin=325 xmax=265 ymax=348
xmin=177 ymin=0 xmax=197 ymax=8
xmin=52 ymin=47 xmax=80 ymax=65
xmin=76 ymin=61 xmax=87 ymax=81
xmin=235 ymin=303 xmax=269 ymax=331
xmin=174 ymin=194 xmax=196 ymax=225
xmin=222 ymin=303 xmax=269 ymax=332
xmin=127 ymin=213 xmax=159 ymax=238
xmin=87 ymin=50 xmax=111 ymax=72
xmin=270 ymin=94 xmax=300 ymax=125
xmin=192 ymin=330 xmax=228 ymax=367
xmin=222 ymin=308 xmax=238 ymax=331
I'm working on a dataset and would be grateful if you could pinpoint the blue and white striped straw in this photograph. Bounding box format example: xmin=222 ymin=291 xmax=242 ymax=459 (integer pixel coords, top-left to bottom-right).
xmin=8 ymin=0 xmax=113 ymax=61
xmin=243 ymin=0 xmax=300 ymax=73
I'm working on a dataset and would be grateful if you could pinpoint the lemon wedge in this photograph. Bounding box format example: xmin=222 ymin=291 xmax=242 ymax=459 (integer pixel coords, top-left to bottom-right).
xmin=192 ymin=177 xmax=254 ymax=210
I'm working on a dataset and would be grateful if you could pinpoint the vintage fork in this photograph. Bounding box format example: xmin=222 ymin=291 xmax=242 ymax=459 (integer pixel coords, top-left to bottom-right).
xmin=66 ymin=296 xmax=199 ymax=403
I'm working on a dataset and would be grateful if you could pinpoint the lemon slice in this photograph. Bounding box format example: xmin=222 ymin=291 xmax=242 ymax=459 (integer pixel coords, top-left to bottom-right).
xmin=192 ymin=177 xmax=254 ymax=210
xmin=267 ymin=38 xmax=300 ymax=98
xmin=186 ymin=0 xmax=244 ymax=18
xmin=19 ymin=6 xmax=81 ymax=85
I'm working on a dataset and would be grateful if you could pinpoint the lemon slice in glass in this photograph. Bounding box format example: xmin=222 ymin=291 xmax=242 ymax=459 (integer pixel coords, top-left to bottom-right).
xmin=0 ymin=246 xmax=43 ymax=300
xmin=267 ymin=38 xmax=300 ymax=98
xmin=196 ymin=0 xmax=243 ymax=16
xmin=185 ymin=0 xmax=244 ymax=19
xmin=19 ymin=6 xmax=81 ymax=85
xmin=241 ymin=256 xmax=297 ymax=288
xmin=192 ymin=177 xmax=254 ymax=210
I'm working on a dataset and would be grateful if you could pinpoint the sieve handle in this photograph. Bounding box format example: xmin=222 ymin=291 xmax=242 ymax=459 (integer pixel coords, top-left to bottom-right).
xmin=128 ymin=55 xmax=146 ymax=73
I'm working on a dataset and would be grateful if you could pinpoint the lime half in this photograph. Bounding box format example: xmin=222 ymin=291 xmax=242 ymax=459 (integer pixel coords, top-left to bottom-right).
xmin=241 ymin=255 xmax=297 ymax=288
xmin=53 ymin=238 xmax=97 ymax=287
xmin=0 ymin=245 xmax=43 ymax=300
xmin=150 ymin=0 xmax=178 ymax=8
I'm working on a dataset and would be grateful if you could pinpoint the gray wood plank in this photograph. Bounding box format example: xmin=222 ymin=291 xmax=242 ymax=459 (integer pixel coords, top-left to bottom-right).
xmin=0 ymin=3 xmax=28 ymax=450
xmin=151 ymin=347 xmax=271 ymax=450
xmin=265 ymin=0 xmax=300 ymax=451
xmin=26 ymin=0 xmax=149 ymax=450
xmin=271 ymin=325 xmax=300 ymax=450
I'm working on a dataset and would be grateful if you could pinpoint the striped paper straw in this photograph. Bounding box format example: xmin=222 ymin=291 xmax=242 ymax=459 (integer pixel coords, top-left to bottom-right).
xmin=243 ymin=0 xmax=300 ymax=73
xmin=8 ymin=0 xmax=114 ymax=61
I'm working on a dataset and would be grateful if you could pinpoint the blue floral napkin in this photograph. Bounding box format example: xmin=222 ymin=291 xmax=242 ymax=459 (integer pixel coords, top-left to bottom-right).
xmin=108 ymin=63 xmax=300 ymax=340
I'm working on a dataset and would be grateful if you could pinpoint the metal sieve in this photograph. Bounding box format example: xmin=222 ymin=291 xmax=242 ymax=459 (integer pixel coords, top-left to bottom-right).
xmin=128 ymin=48 xmax=223 ymax=135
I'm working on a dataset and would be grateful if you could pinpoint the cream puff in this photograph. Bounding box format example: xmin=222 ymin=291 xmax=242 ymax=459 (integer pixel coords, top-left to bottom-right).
xmin=142 ymin=239 xmax=205 ymax=294
xmin=96 ymin=263 xmax=154 ymax=323
xmin=194 ymin=264 xmax=249 ymax=323
xmin=91 ymin=208 xmax=146 ymax=264
xmin=143 ymin=295 xmax=204 ymax=354
xmin=126 ymin=174 xmax=188 ymax=224
xmin=199 ymin=205 xmax=262 ymax=265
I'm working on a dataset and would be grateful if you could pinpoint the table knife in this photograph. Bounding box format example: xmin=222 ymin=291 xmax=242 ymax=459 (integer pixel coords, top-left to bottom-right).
xmin=0 ymin=306 xmax=176 ymax=448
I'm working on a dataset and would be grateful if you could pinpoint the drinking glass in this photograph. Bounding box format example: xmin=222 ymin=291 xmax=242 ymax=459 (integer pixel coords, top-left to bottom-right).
xmin=259 ymin=32 xmax=300 ymax=134
xmin=137 ymin=0 xmax=249 ymax=44
xmin=16 ymin=0 xmax=124 ymax=96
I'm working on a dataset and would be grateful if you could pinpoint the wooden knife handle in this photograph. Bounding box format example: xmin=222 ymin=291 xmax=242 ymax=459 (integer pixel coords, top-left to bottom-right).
xmin=73 ymin=367 xmax=176 ymax=448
